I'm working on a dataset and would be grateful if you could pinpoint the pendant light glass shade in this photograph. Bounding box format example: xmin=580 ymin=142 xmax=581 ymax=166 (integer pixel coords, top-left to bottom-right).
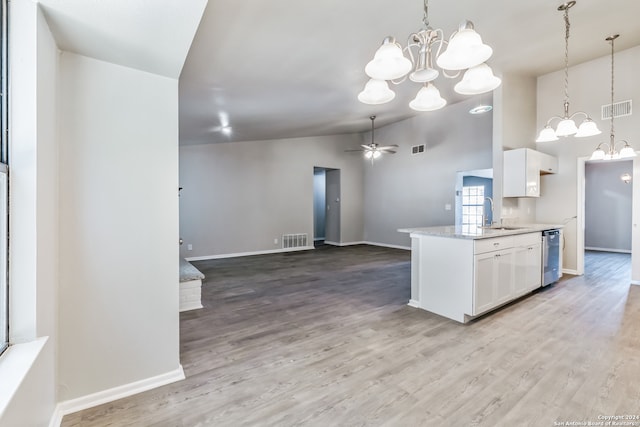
xmin=365 ymin=39 xmax=413 ymax=81
xmin=409 ymin=83 xmax=447 ymax=111
xmin=436 ymin=24 xmax=493 ymax=71
xmin=454 ymin=63 xmax=502 ymax=95
xmin=410 ymin=67 xmax=439 ymax=83
xmin=357 ymin=79 xmax=396 ymax=104
xmin=619 ymin=144 xmax=637 ymax=158
xmin=555 ymin=118 xmax=578 ymax=137
xmin=536 ymin=126 xmax=559 ymax=142
xmin=589 ymin=147 xmax=606 ymax=160
xmin=574 ymin=118 xmax=601 ymax=137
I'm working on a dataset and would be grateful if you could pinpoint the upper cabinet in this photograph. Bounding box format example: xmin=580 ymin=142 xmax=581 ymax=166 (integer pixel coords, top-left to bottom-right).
xmin=503 ymin=148 xmax=558 ymax=197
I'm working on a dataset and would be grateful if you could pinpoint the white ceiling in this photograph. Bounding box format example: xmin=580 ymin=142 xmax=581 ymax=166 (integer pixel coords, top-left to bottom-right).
xmin=35 ymin=0 xmax=640 ymax=146
xmin=179 ymin=0 xmax=640 ymax=145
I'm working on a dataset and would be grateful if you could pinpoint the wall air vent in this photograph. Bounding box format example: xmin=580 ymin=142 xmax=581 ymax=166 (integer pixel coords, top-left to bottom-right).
xmin=411 ymin=144 xmax=426 ymax=155
xmin=601 ymin=99 xmax=632 ymax=120
xmin=282 ymin=233 xmax=308 ymax=249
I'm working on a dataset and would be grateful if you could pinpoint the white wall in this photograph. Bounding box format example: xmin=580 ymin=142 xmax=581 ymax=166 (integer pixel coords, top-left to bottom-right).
xmin=57 ymin=52 xmax=181 ymax=401
xmin=0 ymin=2 xmax=58 ymax=425
xmin=362 ymin=96 xmax=493 ymax=248
xmin=179 ymin=134 xmax=364 ymax=258
xmin=585 ymin=160 xmax=633 ymax=251
xmin=536 ymin=45 xmax=640 ymax=273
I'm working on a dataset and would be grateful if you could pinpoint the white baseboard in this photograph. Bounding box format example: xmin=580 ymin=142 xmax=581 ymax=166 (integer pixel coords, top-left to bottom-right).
xmin=361 ymin=241 xmax=411 ymax=251
xmin=49 ymin=365 xmax=185 ymax=427
xmin=322 ymin=241 xmax=410 ymax=250
xmin=563 ymin=268 xmax=579 ymax=275
xmin=585 ymin=247 xmax=632 ymax=254
xmin=407 ymin=299 xmax=420 ymax=308
xmin=179 ymin=302 xmax=203 ymax=312
xmin=631 ymin=280 xmax=640 ymax=286
xmin=186 ymin=246 xmax=314 ymax=261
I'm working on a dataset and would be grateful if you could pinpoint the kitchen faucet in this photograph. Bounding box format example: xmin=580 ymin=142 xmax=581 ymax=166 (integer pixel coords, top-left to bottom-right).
xmin=484 ymin=197 xmax=494 ymax=226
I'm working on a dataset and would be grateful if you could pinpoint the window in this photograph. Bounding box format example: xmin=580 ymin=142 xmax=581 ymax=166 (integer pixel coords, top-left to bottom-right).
xmin=0 ymin=0 xmax=8 ymax=355
xmin=461 ymin=185 xmax=485 ymax=234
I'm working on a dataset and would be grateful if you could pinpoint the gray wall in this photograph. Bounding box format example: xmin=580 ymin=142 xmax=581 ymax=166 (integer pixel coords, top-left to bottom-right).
xmin=585 ymin=160 xmax=633 ymax=251
xmin=179 ymin=134 xmax=365 ymax=258
xmin=363 ymin=96 xmax=493 ymax=248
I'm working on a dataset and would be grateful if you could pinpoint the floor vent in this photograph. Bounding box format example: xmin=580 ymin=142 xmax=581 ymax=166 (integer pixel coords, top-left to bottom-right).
xmin=601 ymin=99 xmax=632 ymax=120
xmin=411 ymin=144 xmax=425 ymax=155
xmin=283 ymin=233 xmax=308 ymax=249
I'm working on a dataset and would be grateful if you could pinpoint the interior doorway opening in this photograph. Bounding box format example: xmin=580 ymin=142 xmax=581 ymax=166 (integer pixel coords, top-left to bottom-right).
xmin=313 ymin=167 xmax=340 ymax=247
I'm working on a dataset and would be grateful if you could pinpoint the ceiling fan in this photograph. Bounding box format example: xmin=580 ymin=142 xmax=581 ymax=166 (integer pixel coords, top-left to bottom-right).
xmin=346 ymin=116 xmax=398 ymax=163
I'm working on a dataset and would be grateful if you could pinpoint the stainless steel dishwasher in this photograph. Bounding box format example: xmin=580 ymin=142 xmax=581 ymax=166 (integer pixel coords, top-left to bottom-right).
xmin=542 ymin=229 xmax=562 ymax=286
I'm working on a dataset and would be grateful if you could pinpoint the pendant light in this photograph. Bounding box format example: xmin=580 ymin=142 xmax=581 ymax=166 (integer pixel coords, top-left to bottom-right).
xmin=590 ymin=34 xmax=636 ymax=161
xmin=536 ymin=1 xmax=601 ymax=142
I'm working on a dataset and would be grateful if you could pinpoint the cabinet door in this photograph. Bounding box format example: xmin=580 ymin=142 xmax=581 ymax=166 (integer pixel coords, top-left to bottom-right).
xmin=473 ymin=249 xmax=513 ymax=315
xmin=495 ymin=250 xmax=514 ymax=305
xmin=513 ymin=243 xmax=542 ymax=296
xmin=473 ymin=252 xmax=496 ymax=315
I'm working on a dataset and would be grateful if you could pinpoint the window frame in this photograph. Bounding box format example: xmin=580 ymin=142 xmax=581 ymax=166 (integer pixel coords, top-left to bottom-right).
xmin=0 ymin=0 xmax=8 ymax=356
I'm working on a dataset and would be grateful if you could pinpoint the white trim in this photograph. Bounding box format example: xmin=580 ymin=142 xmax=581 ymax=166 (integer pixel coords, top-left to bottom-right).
xmin=313 ymin=237 xmax=325 ymax=242
xmin=323 ymin=240 xmax=342 ymax=246
xmin=631 ymin=280 xmax=640 ymax=286
xmin=0 ymin=337 xmax=48 ymax=420
xmin=562 ymin=268 xmax=580 ymax=276
xmin=361 ymin=241 xmax=411 ymax=251
xmin=407 ymin=299 xmax=420 ymax=308
xmin=49 ymin=365 xmax=185 ymax=427
xmin=185 ymin=246 xmax=314 ymax=261
xmin=585 ymin=247 xmax=632 ymax=254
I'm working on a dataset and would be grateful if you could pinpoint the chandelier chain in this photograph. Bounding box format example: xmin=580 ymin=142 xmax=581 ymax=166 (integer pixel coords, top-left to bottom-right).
xmin=422 ymin=0 xmax=429 ymax=29
xmin=563 ymin=7 xmax=571 ymax=107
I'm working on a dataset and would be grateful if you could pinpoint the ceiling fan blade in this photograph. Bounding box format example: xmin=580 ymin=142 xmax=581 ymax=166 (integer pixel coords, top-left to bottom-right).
xmin=376 ymin=145 xmax=399 ymax=150
xmin=381 ymin=150 xmax=397 ymax=154
xmin=360 ymin=144 xmax=373 ymax=150
xmin=344 ymin=149 xmax=365 ymax=152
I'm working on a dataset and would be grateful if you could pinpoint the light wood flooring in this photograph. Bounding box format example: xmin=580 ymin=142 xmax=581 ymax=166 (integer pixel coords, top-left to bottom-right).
xmin=62 ymin=247 xmax=639 ymax=426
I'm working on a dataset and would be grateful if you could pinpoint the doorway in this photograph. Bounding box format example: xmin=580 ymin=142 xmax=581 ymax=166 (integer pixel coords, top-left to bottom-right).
xmin=313 ymin=167 xmax=341 ymax=246
xmin=577 ymin=156 xmax=638 ymax=282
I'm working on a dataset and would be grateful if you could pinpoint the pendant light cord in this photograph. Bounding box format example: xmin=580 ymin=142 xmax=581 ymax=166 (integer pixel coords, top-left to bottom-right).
xmin=609 ymin=37 xmax=615 ymax=147
xmin=562 ymin=6 xmax=571 ymax=115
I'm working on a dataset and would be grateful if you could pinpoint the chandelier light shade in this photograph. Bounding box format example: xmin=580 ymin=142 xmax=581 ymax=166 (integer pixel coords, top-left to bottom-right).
xmin=589 ymin=34 xmax=636 ymax=161
xmin=358 ymin=0 xmax=500 ymax=111
xmin=536 ymin=1 xmax=601 ymax=143
xmin=409 ymin=83 xmax=447 ymax=111
xmin=358 ymin=79 xmax=396 ymax=104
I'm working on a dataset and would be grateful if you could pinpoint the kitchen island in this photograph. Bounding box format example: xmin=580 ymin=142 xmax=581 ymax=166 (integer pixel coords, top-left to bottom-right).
xmin=399 ymin=224 xmax=562 ymax=323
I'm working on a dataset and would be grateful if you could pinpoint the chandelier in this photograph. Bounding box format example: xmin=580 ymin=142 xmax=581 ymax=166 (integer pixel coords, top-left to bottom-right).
xmin=357 ymin=0 xmax=501 ymax=111
xmin=536 ymin=1 xmax=601 ymax=142
xmin=590 ymin=34 xmax=636 ymax=160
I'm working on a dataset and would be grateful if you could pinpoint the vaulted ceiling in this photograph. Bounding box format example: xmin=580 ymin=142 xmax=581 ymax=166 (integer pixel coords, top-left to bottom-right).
xmin=36 ymin=0 xmax=640 ymax=146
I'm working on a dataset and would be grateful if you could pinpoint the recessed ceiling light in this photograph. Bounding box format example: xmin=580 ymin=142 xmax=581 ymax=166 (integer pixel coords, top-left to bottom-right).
xmin=469 ymin=105 xmax=493 ymax=114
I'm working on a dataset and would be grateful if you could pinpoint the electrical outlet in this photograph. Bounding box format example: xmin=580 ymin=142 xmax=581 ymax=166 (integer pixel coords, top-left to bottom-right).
xmin=187 ymin=244 xmax=193 ymax=251
xmin=445 ymin=203 xmax=452 ymax=211
xmin=274 ymin=238 xmax=278 ymax=245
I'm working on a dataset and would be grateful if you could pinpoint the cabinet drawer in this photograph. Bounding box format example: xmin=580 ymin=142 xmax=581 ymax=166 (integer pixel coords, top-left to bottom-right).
xmin=475 ymin=236 xmax=514 ymax=254
xmin=512 ymin=232 xmax=541 ymax=247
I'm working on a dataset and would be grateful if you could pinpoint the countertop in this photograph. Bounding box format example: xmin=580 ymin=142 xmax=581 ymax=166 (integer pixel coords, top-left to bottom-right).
xmin=398 ymin=223 xmax=564 ymax=240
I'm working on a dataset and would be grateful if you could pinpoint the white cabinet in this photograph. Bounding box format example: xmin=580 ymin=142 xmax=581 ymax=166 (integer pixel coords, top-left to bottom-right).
xmin=472 ymin=232 xmax=541 ymax=316
xmin=503 ymin=148 xmax=558 ymax=197
xmin=513 ymin=239 xmax=542 ymax=297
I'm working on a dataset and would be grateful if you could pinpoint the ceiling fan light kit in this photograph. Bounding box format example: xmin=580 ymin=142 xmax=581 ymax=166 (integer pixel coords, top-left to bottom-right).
xmin=590 ymin=34 xmax=636 ymax=161
xmin=358 ymin=0 xmax=500 ymax=112
xmin=536 ymin=1 xmax=601 ymax=143
xmin=345 ymin=116 xmax=399 ymax=164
